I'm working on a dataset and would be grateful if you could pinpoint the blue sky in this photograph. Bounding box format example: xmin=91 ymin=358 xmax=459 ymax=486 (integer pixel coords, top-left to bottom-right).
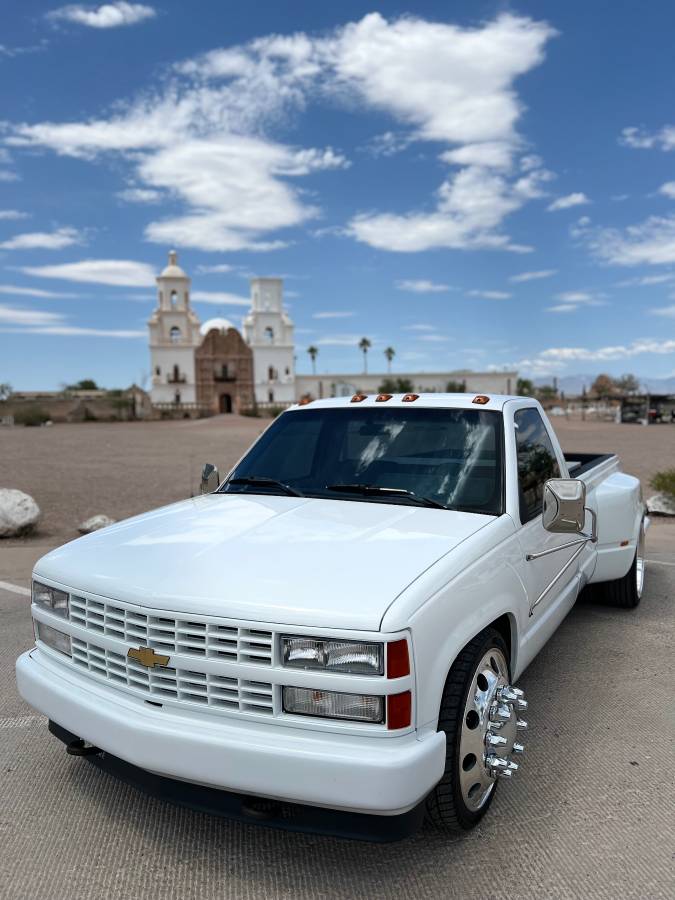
xmin=2 ymin=0 xmax=675 ymax=390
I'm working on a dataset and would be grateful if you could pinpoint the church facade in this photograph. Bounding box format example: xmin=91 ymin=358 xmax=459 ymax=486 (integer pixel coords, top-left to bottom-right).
xmin=148 ymin=250 xmax=517 ymax=415
xmin=149 ymin=251 xmax=295 ymax=413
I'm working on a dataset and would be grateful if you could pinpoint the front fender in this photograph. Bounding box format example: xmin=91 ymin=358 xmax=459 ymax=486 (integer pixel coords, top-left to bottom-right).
xmin=400 ymin=530 xmax=527 ymax=733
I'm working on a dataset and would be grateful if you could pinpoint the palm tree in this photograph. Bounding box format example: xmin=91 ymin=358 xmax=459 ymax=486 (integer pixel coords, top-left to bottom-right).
xmin=307 ymin=345 xmax=318 ymax=375
xmin=359 ymin=337 xmax=371 ymax=374
xmin=384 ymin=346 xmax=395 ymax=373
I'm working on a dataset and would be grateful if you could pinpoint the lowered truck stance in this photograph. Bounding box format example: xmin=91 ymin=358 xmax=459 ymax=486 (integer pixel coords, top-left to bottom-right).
xmin=16 ymin=394 xmax=646 ymax=838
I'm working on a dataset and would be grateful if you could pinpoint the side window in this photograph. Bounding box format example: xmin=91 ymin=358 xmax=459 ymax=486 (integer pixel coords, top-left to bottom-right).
xmin=514 ymin=408 xmax=560 ymax=523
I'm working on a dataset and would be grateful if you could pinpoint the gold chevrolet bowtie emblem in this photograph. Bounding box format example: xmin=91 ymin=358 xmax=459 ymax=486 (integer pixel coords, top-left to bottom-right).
xmin=127 ymin=646 xmax=170 ymax=668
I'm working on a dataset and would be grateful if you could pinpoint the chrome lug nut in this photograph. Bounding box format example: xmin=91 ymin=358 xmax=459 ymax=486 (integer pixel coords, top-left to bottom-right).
xmin=506 ymin=761 xmax=519 ymax=773
xmin=515 ymin=697 xmax=528 ymax=712
xmin=486 ymin=733 xmax=507 ymax=748
xmin=486 ymin=754 xmax=508 ymax=770
xmin=516 ymin=719 xmax=528 ymax=731
xmin=487 ymin=719 xmax=504 ymax=731
xmin=491 ymin=703 xmax=512 ymax=722
xmin=498 ymin=769 xmax=514 ymax=779
xmin=512 ymin=742 xmax=525 ymax=754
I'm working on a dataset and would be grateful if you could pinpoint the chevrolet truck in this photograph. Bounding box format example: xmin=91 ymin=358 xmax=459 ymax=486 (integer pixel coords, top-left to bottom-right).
xmin=16 ymin=393 xmax=647 ymax=839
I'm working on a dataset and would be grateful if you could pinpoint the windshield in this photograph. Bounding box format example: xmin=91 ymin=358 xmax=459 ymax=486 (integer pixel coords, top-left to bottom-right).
xmin=220 ymin=407 xmax=503 ymax=515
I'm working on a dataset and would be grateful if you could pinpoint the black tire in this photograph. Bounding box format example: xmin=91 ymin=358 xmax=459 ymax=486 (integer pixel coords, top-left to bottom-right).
xmin=425 ymin=627 xmax=509 ymax=831
xmin=598 ymin=549 xmax=643 ymax=608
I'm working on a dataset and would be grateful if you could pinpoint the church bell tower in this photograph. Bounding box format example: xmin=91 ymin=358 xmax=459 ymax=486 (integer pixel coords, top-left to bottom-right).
xmin=148 ymin=250 xmax=201 ymax=406
xmin=242 ymin=277 xmax=295 ymax=405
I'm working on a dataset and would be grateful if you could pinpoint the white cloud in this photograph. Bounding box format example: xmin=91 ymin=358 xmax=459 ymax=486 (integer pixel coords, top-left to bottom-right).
xmin=467 ymin=289 xmax=511 ymax=299
xmin=616 ymin=273 xmax=675 ymax=287
xmin=403 ymin=323 xmax=436 ymax=331
xmin=18 ymin=259 xmax=156 ymax=286
xmin=620 ymin=125 xmax=675 ymax=151
xmin=195 ymin=263 xmax=235 ymax=274
xmin=0 ymin=227 xmax=82 ymax=250
xmin=658 ymin=181 xmax=675 ymax=199
xmin=509 ymin=269 xmax=557 ymax=282
xmin=586 ymin=215 xmax=675 ymax=266
xmin=0 ymin=304 xmax=64 ymax=326
xmin=547 ymin=192 xmax=590 ymax=212
xmin=650 ymin=305 xmax=675 ymax=318
xmin=117 ymin=187 xmax=163 ymax=203
xmin=0 ymin=284 xmax=79 ymax=298
xmin=418 ymin=333 xmax=449 ymax=342
xmin=0 ymin=210 xmax=29 ymax=220
xmin=6 ymin=12 xmax=555 ymax=256
xmin=546 ymin=290 xmax=608 ymax=313
xmin=0 ymin=171 xmax=20 ymax=182
xmin=312 ymin=311 xmax=354 ymax=319
xmin=539 ymin=339 xmax=675 ymax=361
xmin=16 ymin=325 xmax=146 ymax=337
xmin=191 ymin=290 xmax=250 ymax=306
xmin=396 ymin=279 xmax=451 ymax=293
xmin=363 ymin=131 xmax=412 ymax=158
xmin=48 ymin=3 xmax=156 ymax=29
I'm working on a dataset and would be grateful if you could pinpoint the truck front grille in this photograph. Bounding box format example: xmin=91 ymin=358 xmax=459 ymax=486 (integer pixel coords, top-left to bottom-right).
xmin=71 ymin=637 xmax=274 ymax=714
xmin=69 ymin=594 xmax=273 ymax=665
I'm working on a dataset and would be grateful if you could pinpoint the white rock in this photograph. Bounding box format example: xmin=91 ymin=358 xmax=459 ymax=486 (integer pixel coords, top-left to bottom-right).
xmin=78 ymin=514 xmax=116 ymax=534
xmin=0 ymin=488 xmax=41 ymax=537
xmin=646 ymin=492 xmax=675 ymax=516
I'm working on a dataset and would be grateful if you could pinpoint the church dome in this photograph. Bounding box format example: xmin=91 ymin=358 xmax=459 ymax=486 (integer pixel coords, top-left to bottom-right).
xmin=200 ymin=317 xmax=235 ymax=336
xmin=159 ymin=249 xmax=187 ymax=279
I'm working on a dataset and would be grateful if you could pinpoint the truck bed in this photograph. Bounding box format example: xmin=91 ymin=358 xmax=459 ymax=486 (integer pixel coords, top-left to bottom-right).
xmin=564 ymin=452 xmax=616 ymax=478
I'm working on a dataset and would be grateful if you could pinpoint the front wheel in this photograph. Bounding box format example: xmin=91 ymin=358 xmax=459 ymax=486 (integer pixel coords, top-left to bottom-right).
xmin=425 ymin=628 xmax=528 ymax=831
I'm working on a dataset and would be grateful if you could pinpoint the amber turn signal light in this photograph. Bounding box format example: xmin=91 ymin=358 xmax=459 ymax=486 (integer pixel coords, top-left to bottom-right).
xmin=472 ymin=395 xmax=490 ymax=405
xmin=402 ymin=393 xmax=419 ymax=402
xmin=376 ymin=393 xmax=392 ymax=402
xmin=351 ymin=393 xmax=368 ymax=402
xmin=387 ymin=691 xmax=412 ymax=730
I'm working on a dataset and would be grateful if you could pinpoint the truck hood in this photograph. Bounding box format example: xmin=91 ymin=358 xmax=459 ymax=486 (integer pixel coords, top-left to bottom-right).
xmin=34 ymin=494 xmax=493 ymax=631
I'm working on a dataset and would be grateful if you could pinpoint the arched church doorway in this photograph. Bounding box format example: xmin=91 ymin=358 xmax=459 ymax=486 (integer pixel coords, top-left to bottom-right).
xmin=219 ymin=393 xmax=233 ymax=414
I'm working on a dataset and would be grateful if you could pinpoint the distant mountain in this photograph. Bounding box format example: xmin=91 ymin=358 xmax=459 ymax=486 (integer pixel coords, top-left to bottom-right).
xmin=534 ymin=374 xmax=675 ymax=396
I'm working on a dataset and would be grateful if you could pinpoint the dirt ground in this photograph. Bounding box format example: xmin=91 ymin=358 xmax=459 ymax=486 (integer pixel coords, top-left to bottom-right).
xmin=1 ymin=413 xmax=674 ymax=545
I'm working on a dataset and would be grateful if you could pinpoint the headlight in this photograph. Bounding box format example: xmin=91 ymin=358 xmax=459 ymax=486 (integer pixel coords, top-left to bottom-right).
xmin=32 ymin=581 xmax=69 ymax=618
xmin=283 ymin=686 xmax=384 ymax=723
xmin=281 ymin=636 xmax=383 ymax=675
xmin=35 ymin=620 xmax=71 ymax=657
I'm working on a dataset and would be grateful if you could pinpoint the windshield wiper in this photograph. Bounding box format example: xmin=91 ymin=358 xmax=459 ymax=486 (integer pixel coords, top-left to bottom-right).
xmin=325 ymin=483 xmax=447 ymax=510
xmin=225 ymin=476 xmax=304 ymax=497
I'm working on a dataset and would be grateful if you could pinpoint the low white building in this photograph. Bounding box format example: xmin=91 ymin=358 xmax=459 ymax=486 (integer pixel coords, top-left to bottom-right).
xmin=295 ymin=370 xmax=518 ymax=400
xmin=148 ymin=251 xmax=201 ymax=406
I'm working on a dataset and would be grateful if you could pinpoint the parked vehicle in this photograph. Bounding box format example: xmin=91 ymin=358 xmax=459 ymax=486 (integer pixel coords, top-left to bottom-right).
xmin=16 ymin=393 xmax=647 ymax=839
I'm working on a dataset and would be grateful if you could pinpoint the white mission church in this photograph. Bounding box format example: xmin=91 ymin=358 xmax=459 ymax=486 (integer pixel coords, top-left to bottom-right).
xmin=148 ymin=251 xmax=515 ymax=415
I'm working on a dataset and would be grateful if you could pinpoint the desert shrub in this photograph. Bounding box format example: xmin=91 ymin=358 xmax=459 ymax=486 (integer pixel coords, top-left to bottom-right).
xmin=14 ymin=407 xmax=50 ymax=427
xmin=651 ymin=469 xmax=675 ymax=497
xmin=240 ymin=407 xmax=261 ymax=417
xmin=377 ymin=377 xmax=414 ymax=393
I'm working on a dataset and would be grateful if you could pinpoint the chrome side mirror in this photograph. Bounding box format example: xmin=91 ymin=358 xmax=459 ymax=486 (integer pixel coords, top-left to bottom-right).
xmin=201 ymin=463 xmax=220 ymax=494
xmin=542 ymin=478 xmax=586 ymax=533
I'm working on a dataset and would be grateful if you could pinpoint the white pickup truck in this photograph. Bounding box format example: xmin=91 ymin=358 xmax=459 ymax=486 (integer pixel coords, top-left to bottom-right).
xmin=16 ymin=393 xmax=646 ymax=839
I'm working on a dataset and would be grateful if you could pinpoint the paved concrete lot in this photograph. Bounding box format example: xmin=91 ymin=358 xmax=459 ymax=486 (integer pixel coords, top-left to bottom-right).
xmin=1 ymin=416 xmax=673 ymax=899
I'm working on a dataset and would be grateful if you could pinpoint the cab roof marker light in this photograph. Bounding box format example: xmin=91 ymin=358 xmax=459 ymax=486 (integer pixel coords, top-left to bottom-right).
xmin=298 ymin=396 xmax=313 ymax=406
xmin=472 ymin=395 xmax=490 ymax=405
xmin=402 ymin=393 xmax=419 ymax=403
xmin=375 ymin=393 xmax=393 ymax=402
xmin=351 ymin=393 xmax=368 ymax=403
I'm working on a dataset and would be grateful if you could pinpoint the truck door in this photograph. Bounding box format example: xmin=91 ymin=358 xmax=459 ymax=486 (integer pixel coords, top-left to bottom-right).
xmin=512 ymin=408 xmax=583 ymax=643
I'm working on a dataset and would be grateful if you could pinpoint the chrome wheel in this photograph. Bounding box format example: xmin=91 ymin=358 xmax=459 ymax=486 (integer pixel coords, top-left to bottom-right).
xmin=458 ymin=648 xmax=527 ymax=812
xmin=636 ymin=519 xmax=645 ymax=598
